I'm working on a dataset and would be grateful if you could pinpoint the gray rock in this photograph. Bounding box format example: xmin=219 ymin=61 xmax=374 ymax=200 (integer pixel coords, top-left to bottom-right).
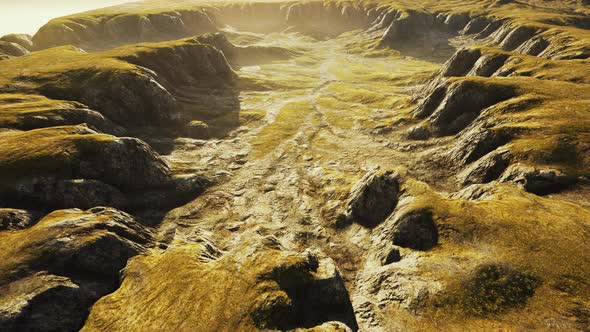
xmin=79 ymin=137 xmax=171 ymax=190
xmin=380 ymin=246 xmax=402 ymax=265
xmin=405 ymin=125 xmax=432 ymax=140
xmin=0 ymin=272 xmax=108 ymax=332
xmin=500 ymin=164 xmax=576 ymax=195
xmin=515 ymin=36 xmax=549 ymax=56
xmin=0 ymin=207 xmax=152 ymax=332
xmin=340 ymin=169 xmax=400 ymax=228
xmin=8 ymin=178 xmax=128 ymax=211
xmin=426 ymin=80 xmax=516 ymax=136
xmin=456 ymin=149 xmax=511 ymax=186
xmin=462 ymin=17 xmax=490 ymax=35
xmin=441 ymin=48 xmax=482 ymax=77
xmin=392 ymin=210 xmax=438 ymax=251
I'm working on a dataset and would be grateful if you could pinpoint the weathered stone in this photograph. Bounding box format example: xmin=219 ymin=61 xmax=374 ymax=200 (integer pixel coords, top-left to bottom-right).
xmin=441 ymin=48 xmax=482 ymax=77
xmin=0 ymin=208 xmax=152 ymax=332
xmin=516 ymin=36 xmax=549 ymax=56
xmin=500 ymin=26 xmax=539 ymax=51
xmin=392 ymin=210 xmax=438 ymax=251
xmin=0 ymin=209 xmax=42 ymax=231
xmin=456 ymin=149 xmax=511 ymax=186
xmin=380 ymin=246 xmax=402 ymax=265
xmin=405 ymin=125 xmax=432 ymax=140
xmin=340 ymin=169 xmax=400 ymax=228
xmin=468 ymin=53 xmax=509 ymax=77
xmin=500 ymin=164 xmax=577 ymax=195
xmin=427 ymin=80 xmax=516 ymax=136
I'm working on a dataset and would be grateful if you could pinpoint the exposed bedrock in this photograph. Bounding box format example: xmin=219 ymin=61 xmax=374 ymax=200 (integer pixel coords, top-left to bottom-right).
xmin=439 ymin=47 xmax=511 ymax=80
xmin=412 ymin=79 xmax=516 ymax=136
xmin=338 ymin=169 xmax=400 ymax=228
xmin=456 ymin=149 xmax=512 ymax=186
xmin=0 ymin=207 xmax=152 ymax=332
xmin=499 ymin=163 xmax=578 ymax=195
xmin=447 ymin=126 xmax=514 ymax=166
xmin=498 ymin=25 xmax=540 ymax=51
xmin=0 ymin=93 xmax=125 ymax=135
xmin=461 ymin=17 xmax=491 ymax=35
xmin=35 ymin=65 xmax=180 ymax=127
xmin=82 ymin=237 xmax=358 ymax=331
xmin=0 ymin=125 xmax=174 ymax=211
xmin=391 ymin=209 xmax=439 ymax=251
xmin=283 ymin=1 xmax=372 ymax=36
xmin=515 ymin=36 xmax=549 ymax=56
xmin=441 ymin=48 xmax=483 ymax=77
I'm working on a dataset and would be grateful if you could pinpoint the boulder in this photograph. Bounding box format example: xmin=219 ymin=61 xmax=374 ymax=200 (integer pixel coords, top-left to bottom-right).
xmin=392 ymin=209 xmax=438 ymax=251
xmin=339 ymin=169 xmax=400 ymax=228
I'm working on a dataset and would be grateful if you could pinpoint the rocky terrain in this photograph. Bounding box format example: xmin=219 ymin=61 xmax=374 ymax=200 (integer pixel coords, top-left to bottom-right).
xmin=1 ymin=0 xmax=589 ymax=331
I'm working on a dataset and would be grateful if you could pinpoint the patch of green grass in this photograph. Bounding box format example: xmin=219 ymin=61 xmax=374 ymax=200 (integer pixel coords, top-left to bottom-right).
xmin=250 ymin=100 xmax=313 ymax=158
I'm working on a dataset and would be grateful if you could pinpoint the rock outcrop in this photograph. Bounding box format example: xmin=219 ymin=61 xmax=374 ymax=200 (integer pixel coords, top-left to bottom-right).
xmin=500 ymin=163 xmax=577 ymax=195
xmin=391 ymin=209 xmax=438 ymax=251
xmin=414 ymin=79 xmax=516 ymax=136
xmin=82 ymin=236 xmax=358 ymax=331
xmin=0 ymin=207 xmax=152 ymax=331
xmin=339 ymin=169 xmax=400 ymax=228
xmin=0 ymin=125 xmax=172 ymax=210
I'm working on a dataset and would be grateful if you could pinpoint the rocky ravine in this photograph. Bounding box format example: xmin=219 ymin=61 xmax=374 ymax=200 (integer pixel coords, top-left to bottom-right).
xmin=1 ymin=0 xmax=590 ymax=331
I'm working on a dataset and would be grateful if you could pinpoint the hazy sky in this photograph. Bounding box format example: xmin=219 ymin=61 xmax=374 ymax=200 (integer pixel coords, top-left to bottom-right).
xmin=0 ymin=0 xmax=137 ymax=36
